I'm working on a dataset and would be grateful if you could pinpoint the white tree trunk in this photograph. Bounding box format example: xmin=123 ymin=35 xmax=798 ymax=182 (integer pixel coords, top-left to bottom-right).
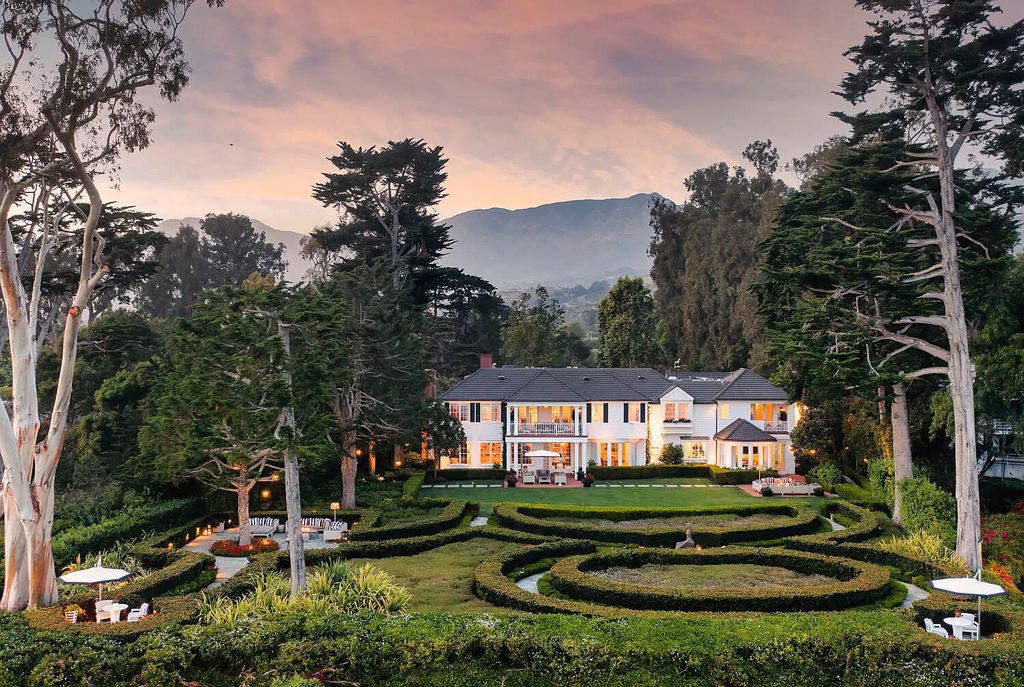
xmin=277 ymin=321 xmax=306 ymax=596
xmin=890 ymin=382 xmax=913 ymax=527
xmin=237 ymin=486 xmax=252 ymax=548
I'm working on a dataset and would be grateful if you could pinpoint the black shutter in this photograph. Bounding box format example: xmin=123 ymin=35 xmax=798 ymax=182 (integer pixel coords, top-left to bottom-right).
xmin=472 ymin=403 xmax=481 ymax=422
xmin=640 ymin=403 xmax=646 ymax=423
xmin=623 ymin=403 xmax=629 ymax=423
xmin=586 ymin=404 xmax=592 ymax=423
xmin=603 ymin=403 xmax=609 ymax=423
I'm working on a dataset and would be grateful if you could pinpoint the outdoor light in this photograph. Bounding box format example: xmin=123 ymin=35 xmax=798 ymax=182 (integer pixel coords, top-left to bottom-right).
xmin=260 ymin=488 xmax=271 ymax=500
xmin=167 ymin=543 xmax=174 ymax=550
xmin=355 ymin=448 xmax=363 ymax=457
xmin=330 ymin=501 xmax=341 ymax=522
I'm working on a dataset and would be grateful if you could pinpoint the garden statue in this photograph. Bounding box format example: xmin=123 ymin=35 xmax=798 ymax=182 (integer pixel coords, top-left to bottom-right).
xmin=675 ymin=523 xmax=695 ymax=549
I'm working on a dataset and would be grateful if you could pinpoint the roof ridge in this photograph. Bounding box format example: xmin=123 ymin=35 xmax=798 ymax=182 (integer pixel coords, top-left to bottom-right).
xmin=714 ymin=367 xmax=747 ymax=400
xmin=504 ymin=368 xmax=548 ymax=400
xmin=605 ymin=368 xmax=661 ymax=400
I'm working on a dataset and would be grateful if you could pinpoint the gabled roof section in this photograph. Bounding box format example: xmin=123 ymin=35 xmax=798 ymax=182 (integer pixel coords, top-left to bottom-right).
xmin=714 ymin=418 xmax=777 ymax=442
xmin=506 ymin=370 xmax=587 ymax=402
xmin=715 ymin=368 xmax=790 ymax=402
xmin=664 ymin=371 xmax=730 ymax=402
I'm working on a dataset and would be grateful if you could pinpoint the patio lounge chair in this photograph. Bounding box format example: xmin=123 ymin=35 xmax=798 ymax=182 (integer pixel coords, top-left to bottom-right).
xmin=923 ymin=619 xmax=949 ymax=638
xmin=249 ymin=517 xmax=280 ymax=538
xmin=522 ymin=471 xmax=536 ymax=484
xmin=323 ymin=521 xmax=348 ymax=543
xmin=537 ymin=469 xmax=551 ymax=484
xmin=127 ymin=603 xmax=150 ymax=623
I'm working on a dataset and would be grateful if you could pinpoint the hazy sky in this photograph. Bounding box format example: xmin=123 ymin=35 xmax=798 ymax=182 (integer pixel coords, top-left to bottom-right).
xmin=111 ymin=1 xmax=888 ymax=231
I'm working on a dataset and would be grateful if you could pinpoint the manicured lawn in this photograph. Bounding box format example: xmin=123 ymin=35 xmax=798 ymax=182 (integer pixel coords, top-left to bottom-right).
xmin=347 ymin=538 xmax=516 ymax=613
xmin=590 ymin=563 xmax=837 ymax=590
xmin=427 ymin=482 xmax=827 ymax=515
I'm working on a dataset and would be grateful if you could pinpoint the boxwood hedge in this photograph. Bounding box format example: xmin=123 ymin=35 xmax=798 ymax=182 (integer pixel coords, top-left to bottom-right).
xmin=545 ymin=546 xmax=895 ymax=612
xmin=492 ymin=502 xmax=821 ymax=546
xmin=348 ymin=499 xmax=469 ymax=541
xmin=586 ymin=464 xmax=775 ymax=484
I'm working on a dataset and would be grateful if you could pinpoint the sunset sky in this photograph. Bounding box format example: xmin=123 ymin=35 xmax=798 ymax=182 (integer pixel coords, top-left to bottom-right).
xmin=112 ymin=1 xmax=897 ymax=232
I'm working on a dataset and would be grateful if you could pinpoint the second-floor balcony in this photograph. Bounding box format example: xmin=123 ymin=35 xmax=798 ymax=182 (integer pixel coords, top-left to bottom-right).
xmin=515 ymin=422 xmax=582 ymax=436
xmin=764 ymin=420 xmax=789 ymax=433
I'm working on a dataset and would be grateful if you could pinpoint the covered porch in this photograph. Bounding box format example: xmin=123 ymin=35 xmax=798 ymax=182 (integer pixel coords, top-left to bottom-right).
xmin=713 ymin=419 xmax=782 ymax=471
xmin=506 ymin=439 xmax=586 ymax=481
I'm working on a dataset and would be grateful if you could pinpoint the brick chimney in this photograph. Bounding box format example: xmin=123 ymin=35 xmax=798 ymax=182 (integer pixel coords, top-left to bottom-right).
xmin=479 ymin=353 xmax=493 ymax=369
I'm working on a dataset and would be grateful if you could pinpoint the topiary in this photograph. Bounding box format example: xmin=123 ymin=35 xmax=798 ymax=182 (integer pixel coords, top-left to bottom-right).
xmin=659 ymin=444 xmax=685 ymax=465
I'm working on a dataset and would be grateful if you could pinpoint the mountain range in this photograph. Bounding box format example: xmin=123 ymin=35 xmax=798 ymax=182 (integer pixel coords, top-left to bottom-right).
xmin=156 ymin=193 xmax=666 ymax=288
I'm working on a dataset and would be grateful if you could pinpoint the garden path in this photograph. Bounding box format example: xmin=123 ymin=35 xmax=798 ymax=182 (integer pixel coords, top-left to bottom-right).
xmin=470 ymin=516 xmax=489 ymax=527
xmin=827 ymin=518 xmax=847 ymax=531
xmin=516 ymin=571 xmax=545 ymax=594
xmin=184 ymin=527 xmax=338 ymax=588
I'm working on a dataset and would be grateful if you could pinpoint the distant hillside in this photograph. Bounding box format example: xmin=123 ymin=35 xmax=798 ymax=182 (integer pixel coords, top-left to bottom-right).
xmin=442 ymin=193 xmax=664 ymax=288
xmin=156 ymin=217 xmax=309 ymax=282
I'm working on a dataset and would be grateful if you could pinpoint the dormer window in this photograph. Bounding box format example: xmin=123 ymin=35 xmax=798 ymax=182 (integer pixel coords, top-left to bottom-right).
xmin=664 ymin=402 xmax=691 ymax=423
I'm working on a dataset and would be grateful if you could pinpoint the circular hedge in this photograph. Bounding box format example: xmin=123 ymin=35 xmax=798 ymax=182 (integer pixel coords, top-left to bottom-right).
xmin=491 ymin=503 xmax=821 ymax=546
xmin=546 ymin=547 xmax=894 ymax=612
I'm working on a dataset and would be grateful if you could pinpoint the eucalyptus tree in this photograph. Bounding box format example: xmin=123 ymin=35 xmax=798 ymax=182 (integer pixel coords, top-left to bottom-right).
xmin=0 ymin=0 xmax=222 ymax=611
xmin=835 ymin=0 xmax=1024 ymax=567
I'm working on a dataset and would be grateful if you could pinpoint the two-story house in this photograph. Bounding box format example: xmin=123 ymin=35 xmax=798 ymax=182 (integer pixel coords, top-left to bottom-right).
xmin=440 ymin=364 xmax=799 ymax=475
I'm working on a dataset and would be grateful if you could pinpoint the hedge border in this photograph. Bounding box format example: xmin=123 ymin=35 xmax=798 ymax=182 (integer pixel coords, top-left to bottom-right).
xmin=586 ymin=464 xmax=778 ymax=484
xmin=492 ymin=502 xmax=821 ymax=547
xmin=348 ymin=499 xmax=469 ymax=541
xmin=425 ymin=467 xmax=507 ymax=483
xmin=546 ymin=546 xmax=894 ymax=612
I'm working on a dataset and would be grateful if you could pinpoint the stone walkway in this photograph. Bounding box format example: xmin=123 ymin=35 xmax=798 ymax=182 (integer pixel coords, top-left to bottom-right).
xmin=827 ymin=518 xmax=847 ymax=531
xmin=184 ymin=527 xmax=339 ymax=588
xmin=470 ymin=516 xmax=489 ymax=527
xmin=515 ymin=571 xmax=546 ymax=594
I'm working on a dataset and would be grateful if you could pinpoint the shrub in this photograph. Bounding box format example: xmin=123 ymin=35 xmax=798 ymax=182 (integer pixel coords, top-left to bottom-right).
xmin=876 ymin=529 xmax=970 ymax=577
xmin=49 ymin=498 xmax=203 ymax=567
xmin=982 ymin=513 xmax=1024 ymax=586
xmin=401 ymin=470 xmax=426 ymax=500
xmin=659 ymin=443 xmax=685 ymax=465
xmin=492 ymin=502 xmax=820 ymax=547
xmin=585 ymin=464 xmax=774 ymax=483
xmin=347 ymin=499 xmax=468 ymax=541
xmin=899 ymin=476 xmax=956 ymax=545
xmin=198 ymin=561 xmax=410 ymax=625
xmin=807 ymin=462 xmax=844 ymax=492
xmin=545 ymin=546 xmax=894 ymax=612
xmin=425 ymin=467 xmax=505 ymax=483
xmin=209 ymin=538 xmax=279 ymax=557
xmin=760 ymin=486 xmax=774 ymax=497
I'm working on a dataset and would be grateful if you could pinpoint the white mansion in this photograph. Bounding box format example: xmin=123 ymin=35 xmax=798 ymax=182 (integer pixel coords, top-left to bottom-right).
xmin=440 ymin=363 xmax=799 ymax=475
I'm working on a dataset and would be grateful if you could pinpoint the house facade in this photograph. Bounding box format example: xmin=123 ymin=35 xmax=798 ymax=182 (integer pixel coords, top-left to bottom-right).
xmin=440 ymin=366 xmax=799 ymax=475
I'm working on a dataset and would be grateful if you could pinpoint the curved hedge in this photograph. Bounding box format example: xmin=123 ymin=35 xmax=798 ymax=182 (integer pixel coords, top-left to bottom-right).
xmin=347 ymin=499 xmax=469 ymax=541
xmin=586 ymin=464 xmax=776 ymax=484
xmin=492 ymin=502 xmax=821 ymax=547
xmin=546 ymin=546 xmax=894 ymax=612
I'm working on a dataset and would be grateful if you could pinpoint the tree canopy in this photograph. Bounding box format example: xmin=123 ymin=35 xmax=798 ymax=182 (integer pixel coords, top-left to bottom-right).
xmin=596 ymin=277 xmax=661 ymax=368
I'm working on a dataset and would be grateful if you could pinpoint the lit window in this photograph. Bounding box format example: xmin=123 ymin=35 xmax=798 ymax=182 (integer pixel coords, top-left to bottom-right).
xmin=686 ymin=442 xmax=706 ymax=460
xmin=480 ymin=403 xmax=501 ymax=422
xmin=480 ymin=442 xmax=502 ymax=465
xmin=665 ymin=402 xmax=691 ymax=422
xmin=448 ymin=443 xmax=469 ymax=465
xmin=750 ymin=403 xmax=766 ymax=421
xmin=448 ymin=403 xmax=470 ymax=422
xmin=628 ymin=402 xmax=642 ymax=423
xmin=719 ymin=403 xmax=730 ymax=419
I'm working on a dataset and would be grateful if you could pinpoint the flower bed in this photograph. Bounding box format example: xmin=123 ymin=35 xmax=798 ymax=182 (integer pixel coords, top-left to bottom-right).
xmin=492 ymin=502 xmax=821 ymax=547
xmin=209 ymin=538 xmax=279 ymax=557
xmin=546 ymin=546 xmax=894 ymax=612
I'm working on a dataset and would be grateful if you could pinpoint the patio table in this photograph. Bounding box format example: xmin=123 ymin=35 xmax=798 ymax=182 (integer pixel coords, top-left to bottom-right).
xmin=944 ymin=617 xmax=979 ymax=639
xmin=106 ymin=603 xmax=128 ymax=623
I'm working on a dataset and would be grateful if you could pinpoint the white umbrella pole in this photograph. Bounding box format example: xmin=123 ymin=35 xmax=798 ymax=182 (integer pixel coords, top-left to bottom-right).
xmin=98 ymin=583 xmax=103 ymax=603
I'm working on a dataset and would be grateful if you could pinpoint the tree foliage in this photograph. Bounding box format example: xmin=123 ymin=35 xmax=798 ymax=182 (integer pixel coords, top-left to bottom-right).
xmin=596 ymin=277 xmax=661 ymax=368
xmin=649 ymin=142 xmax=788 ymax=371
xmin=500 ymin=286 xmax=590 ymax=367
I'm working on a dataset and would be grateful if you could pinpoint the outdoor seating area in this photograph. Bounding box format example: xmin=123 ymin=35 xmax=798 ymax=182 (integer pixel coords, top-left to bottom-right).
xmin=249 ymin=517 xmax=280 ymax=538
xmin=519 ymin=449 xmax=579 ymax=487
xmin=751 ymin=476 xmax=821 ymax=496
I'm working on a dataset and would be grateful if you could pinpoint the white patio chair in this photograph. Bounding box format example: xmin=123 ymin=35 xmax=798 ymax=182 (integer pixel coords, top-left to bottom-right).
xmin=923 ymin=619 xmax=949 ymax=638
xmin=537 ymin=470 xmax=551 ymax=484
xmin=95 ymin=599 xmax=114 ymax=623
xmin=958 ymin=614 xmax=980 ymax=640
xmin=522 ymin=471 xmax=536 ymax=484
xmin=554 ymin=472 xmax=567 ymax=486
xmin=249 ymin=517 xmax=280 ymax=538
xmin=127 ymin=602 xmax=150 ymax=623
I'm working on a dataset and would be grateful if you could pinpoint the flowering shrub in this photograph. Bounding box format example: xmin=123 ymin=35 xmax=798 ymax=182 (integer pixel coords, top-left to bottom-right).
xmin=209 ymin=538 xmax=279 ymax=557
xmin=982 ymin=514 xmax=1024 ymax=587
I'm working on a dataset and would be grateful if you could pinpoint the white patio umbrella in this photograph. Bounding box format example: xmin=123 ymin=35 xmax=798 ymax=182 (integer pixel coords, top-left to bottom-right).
xmin=930 ymin=576 xmax=1006 ymax=636
xmin=58 ymin=557 xmax=132 ymax=602
xmin=524 ymin=449 xmax=561 ymax=468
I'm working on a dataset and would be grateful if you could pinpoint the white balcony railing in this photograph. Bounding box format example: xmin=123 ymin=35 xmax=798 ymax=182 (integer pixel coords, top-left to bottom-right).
xmin=765 ymin=421 xmax=789 ymax=433
xmin=516 ymin=422 xmax=580 ymax=436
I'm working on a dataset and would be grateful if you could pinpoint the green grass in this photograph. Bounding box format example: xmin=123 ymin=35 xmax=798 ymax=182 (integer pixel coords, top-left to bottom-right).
xmin=589 ymin=563 xmax=838 ymax=590
xmin=429 ymin=482 xmax=826 ymax=515
xmin=346 ymin=538 xmax=516 ymax=613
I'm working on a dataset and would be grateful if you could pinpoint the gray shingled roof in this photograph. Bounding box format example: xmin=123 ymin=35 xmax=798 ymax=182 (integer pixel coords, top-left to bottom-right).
xmin=441 ymin=367 xmax=790 ymax=404
xmin=714 ymin=418 xmax=777 ymax=442
xmin=715 ymin=368 xmax=790 ymax=401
